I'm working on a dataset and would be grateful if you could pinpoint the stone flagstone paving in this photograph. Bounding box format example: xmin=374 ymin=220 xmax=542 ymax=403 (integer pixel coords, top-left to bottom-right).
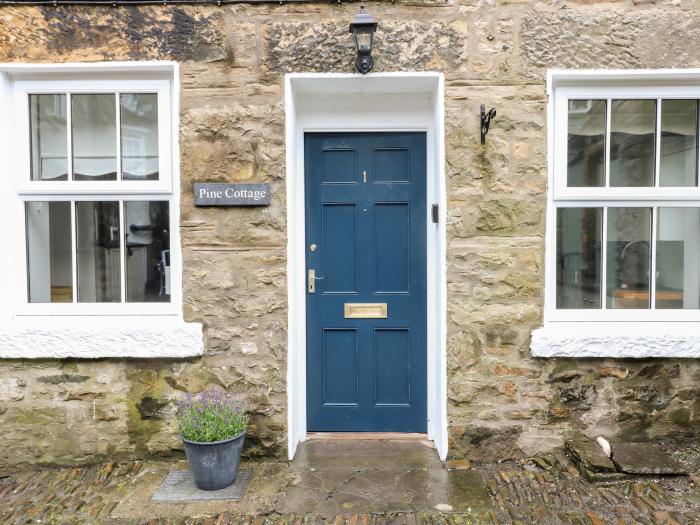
xmin=0 ymin=441 xmax=698 ymax=524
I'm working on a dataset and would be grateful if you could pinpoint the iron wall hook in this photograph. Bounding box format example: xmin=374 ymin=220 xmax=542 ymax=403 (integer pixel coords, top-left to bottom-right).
xmin=480 ymin=104 xmax=497 ymax=145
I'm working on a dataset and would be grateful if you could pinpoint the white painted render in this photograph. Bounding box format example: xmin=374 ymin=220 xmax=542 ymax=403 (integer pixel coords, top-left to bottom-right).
xmin=0 ymin=318 xmax=203 ymax=359
xmin=284 ymin=72 xmax=448 ymax=461
xmin=531 ymin=323 xmax=700 ymax=358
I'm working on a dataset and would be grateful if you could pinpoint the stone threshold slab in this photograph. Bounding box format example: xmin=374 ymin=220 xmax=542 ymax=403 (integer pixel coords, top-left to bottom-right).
xmin=152 ymin=469 xmax=251 ymax=502
xmin=566 ymin=440 xmax=688 ymax=482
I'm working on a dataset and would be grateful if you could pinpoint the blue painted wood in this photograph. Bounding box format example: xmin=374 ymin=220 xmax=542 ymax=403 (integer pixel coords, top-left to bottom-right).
xmin=305 ymin=132 xmax=427 ymax=432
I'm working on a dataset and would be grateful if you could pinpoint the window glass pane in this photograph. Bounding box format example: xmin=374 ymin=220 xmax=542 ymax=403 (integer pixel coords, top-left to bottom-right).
xmin=76 ymin=201 xmax=121 ymax=302
xmin=72 ymin=94 xmax=117 ymax=181
xmin=660 ymin=100 xmax=697 ymax=187
xmin=606 ymin=207 xmax=652 ymax=309
xmin=610 ymin=100 xmax=656 ymax=187
xmin=656 ymin=208 xmax=700 ymax=309
xmin=556 ymin=207 xmax=602 ymax=309
xmin=125 ymin=201 xmax=170 ymax=302
xmin=26 ymin=202 xmax=73 ymax=303
xmin=30 ymin=95 xmax=68 ymax=181
xmin=567 ymin=100 xmax=605 ymax=187
xmin=120 ymin=94 xmax=159 ymax=181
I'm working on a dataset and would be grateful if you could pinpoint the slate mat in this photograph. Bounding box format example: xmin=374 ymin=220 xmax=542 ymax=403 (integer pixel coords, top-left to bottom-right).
xmin=152 ymin=470 xmax=251 ymax=501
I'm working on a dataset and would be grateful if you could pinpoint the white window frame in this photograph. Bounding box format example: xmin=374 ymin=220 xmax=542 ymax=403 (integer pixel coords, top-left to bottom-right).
xmin=11 ymin=79 xmax=176 ymax=316
xmin=14 ymin=79 xmax=172 ymax=195
xmin=0 ymin=62 xmax=201 ymax=359
xmin=548 ymin=75 xmax=700 ymax=323
xmin=534 ymin=70 xmax=700 ymax=358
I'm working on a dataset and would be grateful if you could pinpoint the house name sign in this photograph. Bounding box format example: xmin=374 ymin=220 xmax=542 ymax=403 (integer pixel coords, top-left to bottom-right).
xmin=194 ymin=183 xmax=271 ymax=206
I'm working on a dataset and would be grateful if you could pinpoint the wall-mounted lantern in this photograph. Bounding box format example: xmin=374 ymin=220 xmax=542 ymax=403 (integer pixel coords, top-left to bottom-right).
xmin=349 ymin=5 xmax=378 ymax=74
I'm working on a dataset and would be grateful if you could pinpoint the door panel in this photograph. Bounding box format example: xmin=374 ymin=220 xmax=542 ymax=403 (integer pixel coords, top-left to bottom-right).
xmin=322 ymin=203 xmax=357 ymax=293
xmin=374 ymin=202 xmax=410 ymax=293
xmin=305 ymin=132 xmax=427 ymax=432
xmin=322 ymin=148 xmax=357 ymax=184
xmin=374 ymin=328 xmax=411 ymax=406
xmin=373 ymin=147 xmax=411 ymax=183
xmin=322 ymin=329 xmax=359 ymax=406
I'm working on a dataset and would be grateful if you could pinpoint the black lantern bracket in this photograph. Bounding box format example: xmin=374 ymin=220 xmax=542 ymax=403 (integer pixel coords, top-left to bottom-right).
xmin=349 ymin=5 xmax=378 ymax=75
xmin=480 ymin=104 xmax=497 ymax=144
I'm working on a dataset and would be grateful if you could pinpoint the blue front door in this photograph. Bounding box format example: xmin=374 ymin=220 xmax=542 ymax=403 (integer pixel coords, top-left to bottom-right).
xmin=305 ymin=132 xmax=427 ymax=432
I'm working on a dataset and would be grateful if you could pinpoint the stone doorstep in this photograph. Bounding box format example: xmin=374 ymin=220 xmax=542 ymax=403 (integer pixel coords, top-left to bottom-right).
xmin=566 ymin=440 xmax=688 ymax=482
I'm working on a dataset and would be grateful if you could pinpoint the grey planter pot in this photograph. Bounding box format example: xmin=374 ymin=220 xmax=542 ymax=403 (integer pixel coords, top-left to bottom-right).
xmin=182 ymin=430 xmax=246 ymax=491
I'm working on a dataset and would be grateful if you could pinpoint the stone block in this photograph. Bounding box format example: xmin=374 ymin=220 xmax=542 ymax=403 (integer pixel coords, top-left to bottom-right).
xmin=450 ymin=424 xmax=524 ymax=462
xmin=264 ymin=19 xmax=468 ymax=74
xmin=0 ymin=6 xmax=227 ymax=63
xmin=37 ymin=374 xmax=89 ymax=385
xmin=565 ymin=440 xmax=617 ymax=473
xmin=0 ymin=377 xmax=26 ymax=401
xmin=612 ymin=443 xmax=687 ymax=475
xmin=598 ymin=367 xmax=628 ymax=379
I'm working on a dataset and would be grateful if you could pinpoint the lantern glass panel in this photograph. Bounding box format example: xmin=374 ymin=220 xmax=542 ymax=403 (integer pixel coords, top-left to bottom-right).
xmin=354 ymin=27 xmax=373 ymax=52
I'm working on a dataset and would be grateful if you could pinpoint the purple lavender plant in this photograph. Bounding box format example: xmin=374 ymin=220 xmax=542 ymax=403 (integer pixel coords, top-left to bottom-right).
xmin=177 ymin=388 xmax=248 ymax=443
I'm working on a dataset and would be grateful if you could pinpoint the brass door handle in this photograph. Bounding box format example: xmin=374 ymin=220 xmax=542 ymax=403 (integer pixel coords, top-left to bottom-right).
xmin=308 ymin=269 xmax=323 ymax=293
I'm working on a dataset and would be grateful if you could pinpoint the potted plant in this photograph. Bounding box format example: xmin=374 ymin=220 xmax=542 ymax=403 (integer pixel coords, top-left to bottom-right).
xmin=176 ymin=389 xmax=248 ymax=491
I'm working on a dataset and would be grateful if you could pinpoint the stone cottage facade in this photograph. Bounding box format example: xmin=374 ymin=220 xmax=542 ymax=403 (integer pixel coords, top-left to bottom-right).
xmin=0 ymin=0 xmax=699 ymax=468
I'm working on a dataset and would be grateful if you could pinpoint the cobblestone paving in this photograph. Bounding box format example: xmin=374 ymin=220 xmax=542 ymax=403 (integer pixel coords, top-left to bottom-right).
xmin=1 ymin=454 xmax=698 ymax=525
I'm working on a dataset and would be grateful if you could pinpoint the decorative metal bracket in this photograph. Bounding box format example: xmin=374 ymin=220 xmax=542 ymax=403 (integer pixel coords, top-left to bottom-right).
xmin=480 ymin=104 xmax=497 ymax=145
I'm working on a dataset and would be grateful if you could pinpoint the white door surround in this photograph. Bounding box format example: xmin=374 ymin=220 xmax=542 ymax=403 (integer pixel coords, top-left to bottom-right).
xmin=284 ymin=73 xmax=448 ymax=460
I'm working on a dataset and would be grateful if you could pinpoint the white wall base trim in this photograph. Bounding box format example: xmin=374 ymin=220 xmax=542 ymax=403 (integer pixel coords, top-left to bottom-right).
xmin=531 ymin=323 xmax=700 ymax=358
xmin=0 ymin=319 xmax=203 ymax=359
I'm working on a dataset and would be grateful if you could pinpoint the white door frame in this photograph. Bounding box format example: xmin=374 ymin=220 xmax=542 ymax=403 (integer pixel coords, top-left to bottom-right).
xmin=284 ymin=73 xmax=447 ymax=460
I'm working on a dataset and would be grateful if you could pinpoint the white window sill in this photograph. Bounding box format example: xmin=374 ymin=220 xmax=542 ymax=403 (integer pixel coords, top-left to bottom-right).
xmin=531 ymin=322 xmax=700 ymax=358
xmin=0 ymin=317 xmax=203 ymax=359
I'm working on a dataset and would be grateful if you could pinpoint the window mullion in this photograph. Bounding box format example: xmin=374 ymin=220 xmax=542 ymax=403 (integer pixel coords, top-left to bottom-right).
xmin=70 ymin=200 xmax=77 ymax=304
xmin=696 ymin=100 xmax=700 ymax=187
xmin=655 ymin=98 xmax=661 ymax=188
xmin=66 ymin=93 xmax=73 ymax=182
xmin=605 ymin=98 xmax=611 ymax=188
xmin=119 ymin=200 xmax=126 ymax=303
xmin=650 ymin=206 xmax=658 ymax=310
xmin=601 ymin=206 xmax=608 ymax=310
xmin=115 ymin=93 xmax=122 ymax=182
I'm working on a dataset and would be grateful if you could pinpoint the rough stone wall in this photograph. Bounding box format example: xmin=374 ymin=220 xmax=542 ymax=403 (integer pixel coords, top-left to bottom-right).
xmin=0 ymin=0 xmax=699 ymax=467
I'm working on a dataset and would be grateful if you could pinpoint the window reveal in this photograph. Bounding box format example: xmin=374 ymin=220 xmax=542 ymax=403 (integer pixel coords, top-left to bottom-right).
xmin=556 ymin=207 xmax=602 ymax=309
xmin=567 ymin=99 xmax=606 ymax=188
xmin=26 ymin=201 xmax=72 ymax=303
xmin=29 ymin=94 xmax=68 ymax=182
xmin=125 ymin=201 xmax=170 ymax=302
xmin=120 ymin=94 xmax=159 ymax=181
